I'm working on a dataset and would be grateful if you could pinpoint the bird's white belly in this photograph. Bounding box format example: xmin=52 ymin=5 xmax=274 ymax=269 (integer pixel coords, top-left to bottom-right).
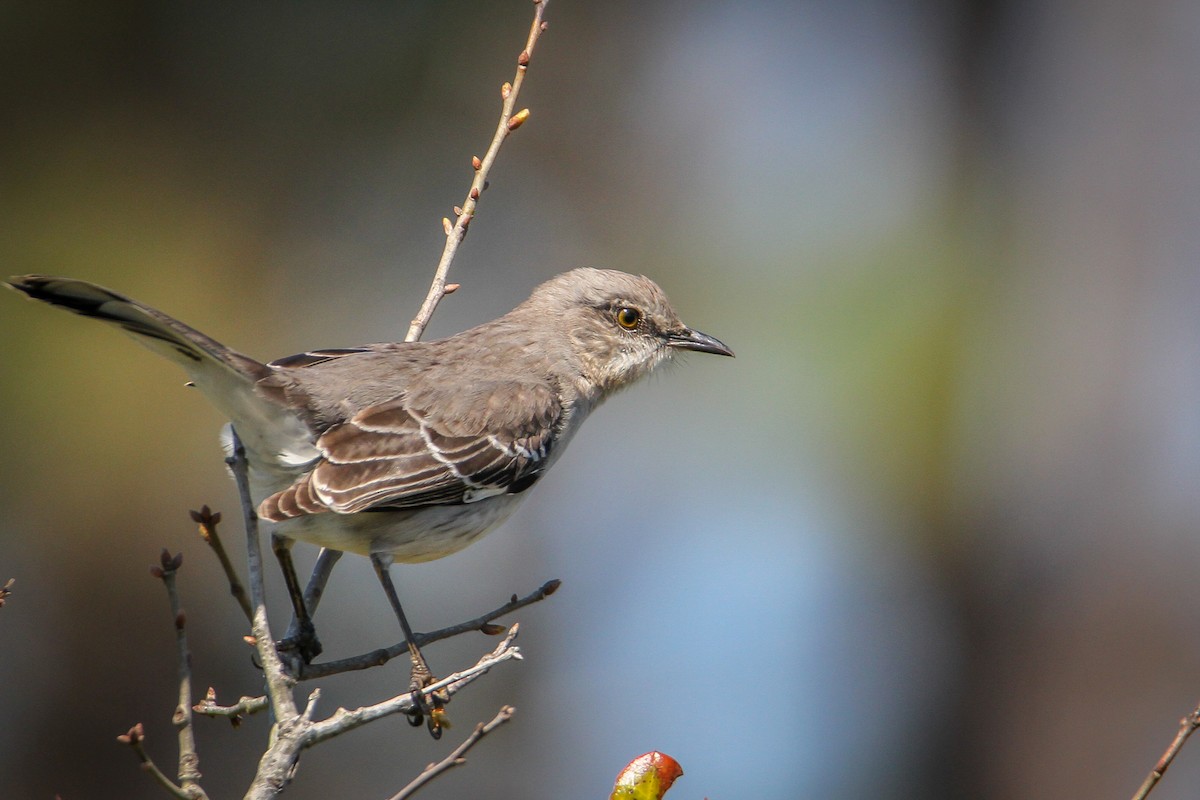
xmin=269 ymin=492 xmax=528 ymax=563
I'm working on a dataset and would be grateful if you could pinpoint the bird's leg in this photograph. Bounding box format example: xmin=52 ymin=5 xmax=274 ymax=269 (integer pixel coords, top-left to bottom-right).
xmin=298 ymin=548 xmax=342 ymax=624
xmin=272 ymin=534 xmax=322 ymax=662
xmin=369 ymin=552 xmax=446 ymax=739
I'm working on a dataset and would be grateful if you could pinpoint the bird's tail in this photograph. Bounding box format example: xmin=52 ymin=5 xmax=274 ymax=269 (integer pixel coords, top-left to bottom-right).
xmin=8 ymin=275 xmax=268 ymax=379
xmin=7 ymin=275 xmax=315 ymax=467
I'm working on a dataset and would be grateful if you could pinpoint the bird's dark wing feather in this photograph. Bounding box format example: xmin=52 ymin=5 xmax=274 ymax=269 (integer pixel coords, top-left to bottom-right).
xmin=259 ymin=381 xmax=561 ymax=520
xmin=268 ymin=348 xmax=374 ymax=369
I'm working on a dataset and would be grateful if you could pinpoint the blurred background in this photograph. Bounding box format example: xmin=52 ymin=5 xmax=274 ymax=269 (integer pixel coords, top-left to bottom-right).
xmin=3 ymin=1 xmax=1200 ymax=797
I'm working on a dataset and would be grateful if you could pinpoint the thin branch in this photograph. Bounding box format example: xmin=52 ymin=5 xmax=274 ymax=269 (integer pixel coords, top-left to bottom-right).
xmin=302 ymin=688 xmax=322 ymax=722
xmin=119 ymin=555 xmax=210 ymax=798
xmin=404 ymin=0 xmax=551 ymax=343
xmin=297 ymin=579 xmax=559 ymax=680
xmin=152 ymin=550 xmax=209 ymax=799
xmin=118 ymin=724 xmax=196 ymax=800
xmin=193 ymin=687 xmax=270 ymax=722
xmin=242 ymin=627 xmax=522 ymax=800
xmin=191 ymin=505 xmax=253 ymax=623
xmin=1131 ymin=702 xmax=1200 ymax=800
xmin=306 ymin=625 xmax=522 ymax=746
xmin=226 ymin=429 xmax=298 ymax=720
xmin=386 ymin=705 xmax=516 ymax=800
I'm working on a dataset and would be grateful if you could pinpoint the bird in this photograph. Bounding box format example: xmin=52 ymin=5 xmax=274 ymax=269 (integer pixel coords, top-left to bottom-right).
xmin=7 ymin=268 xmax=733 ymax=733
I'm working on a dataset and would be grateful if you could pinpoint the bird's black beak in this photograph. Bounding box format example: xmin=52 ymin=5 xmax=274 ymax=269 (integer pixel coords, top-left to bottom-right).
xmin=667 ymin=328 xmax=735 ymax=357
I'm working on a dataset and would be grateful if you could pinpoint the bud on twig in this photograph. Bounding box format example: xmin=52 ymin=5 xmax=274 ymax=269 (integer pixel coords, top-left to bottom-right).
xmin=442 ymin=217 xmax=453 ymax=235
xmin=501 ymin=82 xmax=512 ymax=99
xmin=507 ymin=108 xmax=530 ymax=131
xmin=117 ymin=723 xmax=145 ymax=745
xmin=518 ymin=50 xmax=530 ymax=67
xmin=472 ymin=155 xmax=482 ymax=170
xmin=444 ymin=283 xmax=460 ymax=294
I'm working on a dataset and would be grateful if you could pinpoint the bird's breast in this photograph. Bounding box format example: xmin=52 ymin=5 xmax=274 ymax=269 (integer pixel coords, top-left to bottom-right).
xmin=270 ymin=492 xmax=528 ymax=563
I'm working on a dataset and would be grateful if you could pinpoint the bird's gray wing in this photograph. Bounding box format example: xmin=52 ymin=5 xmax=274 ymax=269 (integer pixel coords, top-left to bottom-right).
xmin=258 ymin=381 xmax=561 ymax=520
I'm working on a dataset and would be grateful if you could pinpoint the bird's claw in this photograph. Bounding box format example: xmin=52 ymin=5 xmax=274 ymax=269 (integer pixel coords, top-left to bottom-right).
xmin=406 ymin=666 xmax=449 ymax=739
xmin=276 ymin=621 xmax=323 ymax=664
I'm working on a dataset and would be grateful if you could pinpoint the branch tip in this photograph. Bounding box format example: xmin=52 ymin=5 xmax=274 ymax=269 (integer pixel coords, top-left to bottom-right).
xmin=117 ymin=723 xmax=145 ymax=745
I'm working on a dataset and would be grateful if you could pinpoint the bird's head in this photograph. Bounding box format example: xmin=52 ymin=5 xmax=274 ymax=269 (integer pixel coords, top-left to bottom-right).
xmin=524 ymin=268 xmax=734 ymax=399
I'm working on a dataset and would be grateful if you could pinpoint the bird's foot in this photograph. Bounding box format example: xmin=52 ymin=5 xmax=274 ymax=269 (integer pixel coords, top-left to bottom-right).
xmin=406 ymin=663 xmax=450 ymax=739
xmin=276 ymin=619 xmax=323 ymax=664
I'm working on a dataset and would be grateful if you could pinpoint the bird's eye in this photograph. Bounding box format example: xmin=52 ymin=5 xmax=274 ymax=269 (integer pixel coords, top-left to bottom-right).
xmin=616 ymin=307 xmax=641 ymax=330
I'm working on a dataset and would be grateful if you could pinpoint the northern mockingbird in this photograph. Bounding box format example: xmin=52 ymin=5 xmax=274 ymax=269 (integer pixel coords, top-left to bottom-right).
xmin=8 ymin=268 xmax=732 ymax=730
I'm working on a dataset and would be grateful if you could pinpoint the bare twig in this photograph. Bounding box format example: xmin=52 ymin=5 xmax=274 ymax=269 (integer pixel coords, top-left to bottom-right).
xmin=226 ymin=429 xmax=298 ymax=721
xmin=191 ymin=505 xmax=252 ymax=623
xmin=306 ymin=625 xmax=522 ymax=746
xmin=387 ymin=705 xmax=516 ymax=800
xmin=118 ymin=724 xmax=197 ymax=800
xmin=153 ymin=550 xmax=209 ymax=799
xmin=117 ymin=550 xmax=210 ymax=799
xmin=296 ymin=579 xmax=559 ymax=680
xmin=193 ymin=687 xmax=270 ymax=723
xmin=404 ymin=0 xmax=551 ymax=342
xmin=240 ymin=627 xmax=522 ymax=800
xmin=1131 ymin=702 xmax=1200 ymax=800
